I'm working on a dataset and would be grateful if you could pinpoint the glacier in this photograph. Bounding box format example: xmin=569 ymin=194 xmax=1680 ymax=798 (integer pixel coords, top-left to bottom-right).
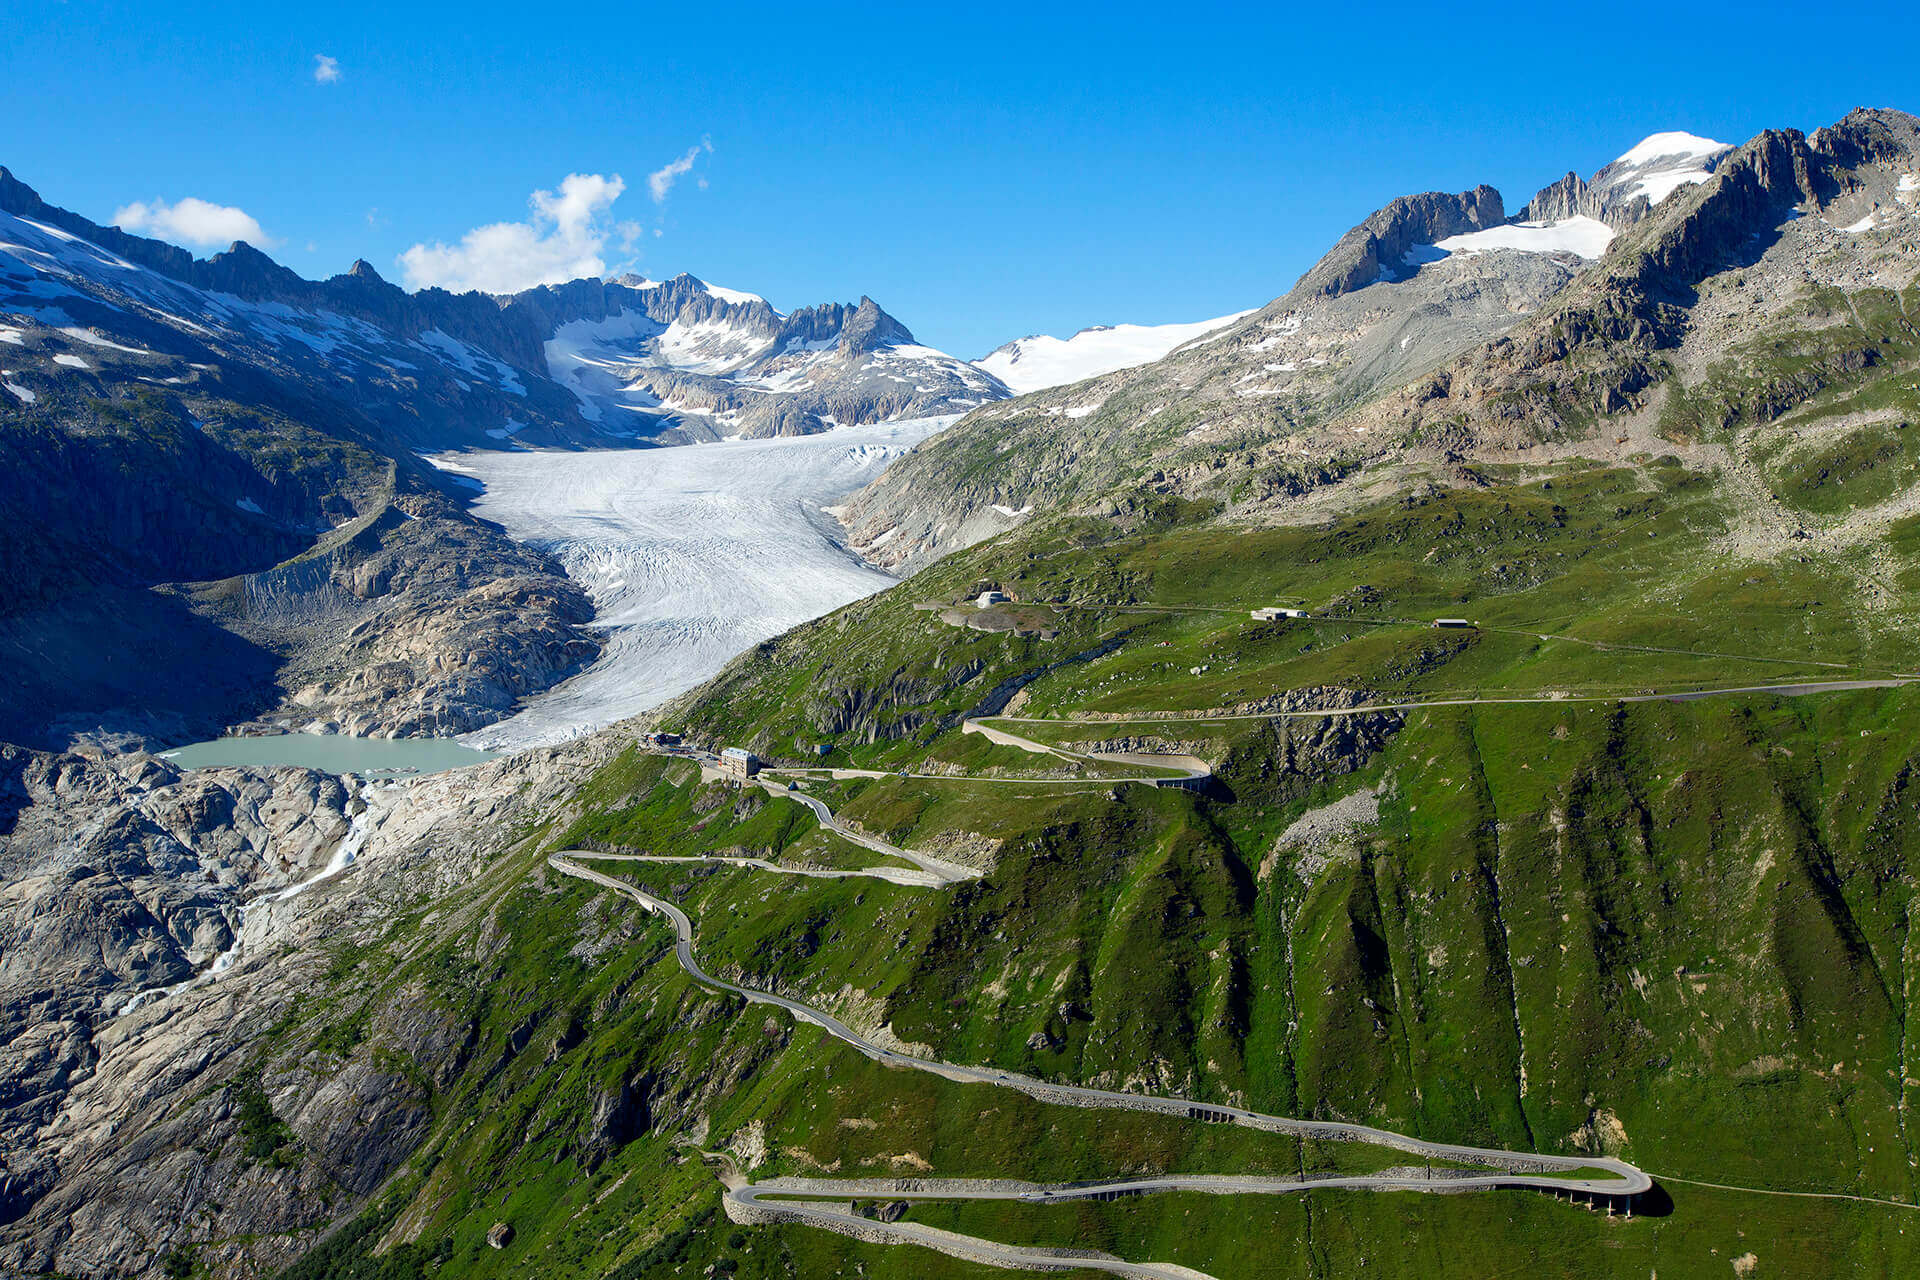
xmin=437 ymin=416 xmax=957 ymax=750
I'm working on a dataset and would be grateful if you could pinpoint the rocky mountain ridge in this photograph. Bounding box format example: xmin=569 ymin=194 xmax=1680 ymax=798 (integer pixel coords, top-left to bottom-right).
xmin=1349 ymin=108 xmax=1920 ymax=456
xmin=0 ymin=168 xmax=1002 ymax=446
xmin=838 ymin=110 xmax=1920 ymax=572
xmin=835 ymin=180 xmax=1579 ymax=570
xmin=1295 ymin=184 xmax=1508 ymax=298
xmin=541 ymin=275 xmax=1005 ymax=440
xmin=0 ymin=184 xmax=615 ymax=748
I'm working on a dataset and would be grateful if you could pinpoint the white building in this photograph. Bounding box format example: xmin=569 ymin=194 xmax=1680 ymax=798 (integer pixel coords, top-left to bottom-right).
xmin=719 ymin=746 xmax=760 ymax=778
xmin=1251 ymin=607 xmax=1307 ymax=620
xmin=976 ymin=590 xmax=1010 ymax=608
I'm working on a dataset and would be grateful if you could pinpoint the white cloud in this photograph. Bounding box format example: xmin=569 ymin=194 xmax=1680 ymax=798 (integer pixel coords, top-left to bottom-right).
xmin=113 ymin=197 xmax=277 ymax=249
xmin=398 ymin=172 xmax=631 ymax=294
xmin=314 ymin=54 xmax=341 ymax=84
xmin=648 ymin=139 xmax=712 ymax=203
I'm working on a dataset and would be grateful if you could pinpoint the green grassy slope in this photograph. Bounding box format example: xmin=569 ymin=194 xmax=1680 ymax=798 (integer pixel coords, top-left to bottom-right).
xmin=268 ymin=681 xmax=1920 ymax=1279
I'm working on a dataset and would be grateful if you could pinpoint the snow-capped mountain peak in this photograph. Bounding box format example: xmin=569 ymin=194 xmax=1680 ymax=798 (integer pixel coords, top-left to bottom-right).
xmin=1515 ymin=130 xmax=1735 ymax=231
xmin=539 ymin=280 xmax=1004 ymax=437
xmin=1596 ymin=131 xmax=1733 ymax=205
xmin=1613 ymin=131 xmax=1731 ymax=169
xmin=1400 ymin=132 xmax=1737 ymax=273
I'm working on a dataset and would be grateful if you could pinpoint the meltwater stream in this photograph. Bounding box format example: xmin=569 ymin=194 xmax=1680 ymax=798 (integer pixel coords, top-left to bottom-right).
xmin=109 ymin=783 xmax=393 ymax=1017
xmin=434 ymin=416 xmax=955 ymax=751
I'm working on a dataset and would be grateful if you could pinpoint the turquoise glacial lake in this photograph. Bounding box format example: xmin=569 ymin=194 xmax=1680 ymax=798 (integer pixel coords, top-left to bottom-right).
xmin=159 ymin=734 xmax=498 ymax=779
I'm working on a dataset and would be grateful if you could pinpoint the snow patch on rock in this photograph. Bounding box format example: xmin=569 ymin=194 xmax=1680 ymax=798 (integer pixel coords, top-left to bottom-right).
xmin=698 ymin=279 xmax=772 ymax=308
xmin=58 ymin=326 xmax=150 ymax=355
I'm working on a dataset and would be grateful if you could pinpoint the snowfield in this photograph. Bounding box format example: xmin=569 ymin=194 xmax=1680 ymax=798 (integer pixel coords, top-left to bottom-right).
xmin=436 ymin=416 xmax=957 ymax=750
xmin=697 ymin=279 xmax=767 ymax=306
xmin=975 ymin=311 xmax=1253 ymax=394
xmin=1429 ymin=215 xmax=1616 ymax=260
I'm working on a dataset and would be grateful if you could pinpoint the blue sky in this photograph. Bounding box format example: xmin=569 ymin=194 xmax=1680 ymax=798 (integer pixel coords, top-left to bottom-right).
xmin=4 ymin=0 xmax=1918 ymax=357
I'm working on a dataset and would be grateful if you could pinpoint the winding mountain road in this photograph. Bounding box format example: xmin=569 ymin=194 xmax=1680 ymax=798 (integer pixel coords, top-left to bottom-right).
xmin=532 ymin=607 xmax=1920 ymax=1274
xmin=672 ymin=678 xmax=1910 ymax=805
xmin=983 ymin=676 xmax=1917 ymax=729
xmin=763 ymin=781 xmax=981 ymax=883
xmin=550 ymin=844 xmax=1649 ymax=1279
xmin=757 ymin=726 xmax=1210 ymax=789
xmin=565 ymin=668 xmax=1919 ymax=1272
xmin=960 ymin=718 xmax=1212 ymax=784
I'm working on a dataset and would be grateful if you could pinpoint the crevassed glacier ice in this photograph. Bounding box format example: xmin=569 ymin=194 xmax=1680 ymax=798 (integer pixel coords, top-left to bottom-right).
xmin=435 ymin=416 xmax=955 ymax=750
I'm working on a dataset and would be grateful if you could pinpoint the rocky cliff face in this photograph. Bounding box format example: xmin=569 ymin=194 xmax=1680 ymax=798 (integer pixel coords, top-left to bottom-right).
xmin=0 ymin=743 xmax=356 ymax=1235
xmin=0 ymin=732 xmax=616 ymax=1277
xmin=1295 ymin=185 xmax=1507 ymax=298
xmin=202 ymin=485 xmax=601 ymax=740
xmin=1347 ymin=108 xmax=1920 ymax=454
